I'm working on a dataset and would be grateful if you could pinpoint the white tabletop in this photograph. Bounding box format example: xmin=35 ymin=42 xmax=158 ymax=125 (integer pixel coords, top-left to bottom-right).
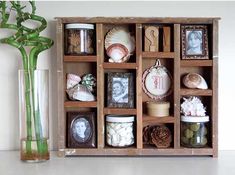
xmin=0 ymin=151 xmax=235 ymax=175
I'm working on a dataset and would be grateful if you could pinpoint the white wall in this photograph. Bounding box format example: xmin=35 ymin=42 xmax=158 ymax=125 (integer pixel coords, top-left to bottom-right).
xmin=0 ymin=1 xmax=234 ymax=150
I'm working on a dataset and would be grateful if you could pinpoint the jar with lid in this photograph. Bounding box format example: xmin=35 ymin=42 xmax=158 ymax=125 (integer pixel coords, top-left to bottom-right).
xmin=106 ymin=115 xmax=135 ymax=147
xmin=65 ymin=23 xmax=95 ymax=55
xmin=181 ymin=116 xmax=209 ymax=148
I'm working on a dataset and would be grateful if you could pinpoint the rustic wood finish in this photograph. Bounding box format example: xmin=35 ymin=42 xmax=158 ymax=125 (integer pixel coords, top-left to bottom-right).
xmin=174 ymin=24 xmax=181 ymax=149
xmin=64 ymin=101 xmax=97 ymax=108
xmin=180 ymin=89 xmax=213 ymax=96
xmin=64 ymin=56 xmax=97 ymax=62
xmin=97 ymin=24 xmax=105 ymax=149
xmin=142 ymin=52 xmax=174 ymax=58
xmin=56 ymin=17 xmax=219 ymax=157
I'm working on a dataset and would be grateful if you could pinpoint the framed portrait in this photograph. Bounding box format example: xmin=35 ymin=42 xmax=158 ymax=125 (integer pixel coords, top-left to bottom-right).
xmin=181 ymin=25 xmax=209 ymax=59
xmin=67 ymin=112 xmax=96 ymax=148
xmin=107 ymin=72 xmax=134 ymax=108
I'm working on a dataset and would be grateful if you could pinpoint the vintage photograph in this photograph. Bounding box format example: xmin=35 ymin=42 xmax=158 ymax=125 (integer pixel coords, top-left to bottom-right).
xmin=112 ymin=77 xmax=129 ymax=103
xmin=181 ymin=25 xmax=209 ymax=59
xmin=67 ymin=112 xmax=96 ymax=148
xmin=107 ymin=72 xmax=134 ymax=108
xmin=71 ymin=117 xmax=91 ymax=143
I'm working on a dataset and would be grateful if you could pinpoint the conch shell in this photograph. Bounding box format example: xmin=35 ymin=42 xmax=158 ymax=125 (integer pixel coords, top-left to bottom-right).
xmin=183 ymin=73 xmax=208 ymax=89
xmin=66 ymin=84 xmax=95 ymax=101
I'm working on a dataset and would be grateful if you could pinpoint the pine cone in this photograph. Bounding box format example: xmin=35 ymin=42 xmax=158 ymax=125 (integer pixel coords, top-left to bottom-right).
xmin=151 ymin=125 xmax=172 ymax=148
xmin=143 ymin=125 xmax=152 ymax=144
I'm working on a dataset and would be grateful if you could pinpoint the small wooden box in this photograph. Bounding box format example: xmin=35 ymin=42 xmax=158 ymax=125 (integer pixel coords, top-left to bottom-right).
xmin=146 ymin=102 xmax=170 ymax=117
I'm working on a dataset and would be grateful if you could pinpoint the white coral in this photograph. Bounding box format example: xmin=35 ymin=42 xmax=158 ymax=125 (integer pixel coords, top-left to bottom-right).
xmin=181 ymin=96 xmax=206 ymax=116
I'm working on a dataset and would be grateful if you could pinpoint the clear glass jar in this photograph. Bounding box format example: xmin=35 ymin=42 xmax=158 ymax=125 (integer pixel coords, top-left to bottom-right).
xmin=106 ymin=115 xmax=135 ymax=147
xmin=19 ymin=70 xmax=49 ymax=162
xmin=181 ymin=116 xmax=209 ymax=148
xmin=65 ymin=23 xmax=95 ymax=55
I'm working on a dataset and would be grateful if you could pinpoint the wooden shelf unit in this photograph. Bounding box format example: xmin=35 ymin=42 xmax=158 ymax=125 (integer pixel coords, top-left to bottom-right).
xmin=64 ymin=55 xmax=97 ymax=62
xmin=56 ymin=17 xmax=219 ymax=157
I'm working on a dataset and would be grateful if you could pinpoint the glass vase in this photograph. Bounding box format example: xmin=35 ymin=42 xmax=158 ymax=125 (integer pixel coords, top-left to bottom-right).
xmin=19 ymin=69 xmax=49 ymax=162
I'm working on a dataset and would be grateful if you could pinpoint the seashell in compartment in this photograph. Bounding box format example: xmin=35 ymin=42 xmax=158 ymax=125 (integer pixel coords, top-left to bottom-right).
xmin=105 ymin=26 xmax=135 ymax=62
xmin=66 ymin=73 xmax=81 ymax=89
xmin=66 ymin=84 xmax=95 ymax=101
xmin=183 ymin=73 xmax=208 ymax=89
xmin=106 ymin=43 xmax=129 ymax=63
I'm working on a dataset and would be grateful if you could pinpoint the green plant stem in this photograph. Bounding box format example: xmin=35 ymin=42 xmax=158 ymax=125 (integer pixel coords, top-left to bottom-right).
xmin=1 ymin=1 xmax=53 ymax=156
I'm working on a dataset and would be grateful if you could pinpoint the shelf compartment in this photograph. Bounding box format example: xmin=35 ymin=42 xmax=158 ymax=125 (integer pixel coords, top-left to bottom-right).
xmin=180 ymin=88 xmax=212 ymax=96
xmin=64 ymin=101 xmax=97 ymax=108
xmin=104 ymin=108 xmax=137 ymax=115
xmin=103 ymin=24 xmax=137 ymax=63
xmin=64 ymin=55 xmax=97 ymax=62
xmin=181 ymin=60 xmax=213 ymax=67
xmin=143 ymin=115 xmax=175 ymax=126
xmin=180 ymin=66 xmax=212 ymax=89
xmin=142 ymin=52 xmax=174 ymax=59
xmin=103 ymin=62 xmax=138 ymax=69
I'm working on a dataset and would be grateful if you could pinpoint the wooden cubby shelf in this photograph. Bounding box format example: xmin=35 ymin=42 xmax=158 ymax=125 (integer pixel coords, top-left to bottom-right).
xmin=143 ymin=115 xmax=175 ymax=127
xmin=104 ymin=108 xmax=137 ymax=115
xmin=180 ymin=88 xmax=213 ymax=96
xmin=142 ymin=52 xmax=175 ymax=59
xmin=56 ymin=17 xmax=219 ymax=157
xmin=181 ymin=60 xmax=213 ymax=67
xmin=64 ymin=101 xmax=97 ymax=108
xmin=64 ymin=55 xmax=97 ymax=62
xmin=103 ymin=63 xmax=138 ymax=69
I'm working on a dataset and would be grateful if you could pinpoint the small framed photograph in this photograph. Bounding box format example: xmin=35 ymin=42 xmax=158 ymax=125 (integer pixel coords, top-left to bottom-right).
xmin=107 ymin=72 xmax=134 ymax=108
xmin=67 ymin=112 xmax=96 ymax=148
xmin=181 ymin=25 xmax=209 ymax=59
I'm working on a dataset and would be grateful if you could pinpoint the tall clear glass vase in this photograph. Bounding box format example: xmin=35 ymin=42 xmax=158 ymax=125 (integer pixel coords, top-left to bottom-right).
xmin=19 ymin=69 xmax=49 ymax=162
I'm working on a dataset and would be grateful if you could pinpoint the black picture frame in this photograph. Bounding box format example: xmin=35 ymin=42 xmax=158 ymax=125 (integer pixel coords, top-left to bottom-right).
xmin=67 ymin=112 xmax=96 ymax=148
xmin=107 ymin=72 xmax=134 ymax=108
xmin=181 ymin=25 xmax=209 ymax=59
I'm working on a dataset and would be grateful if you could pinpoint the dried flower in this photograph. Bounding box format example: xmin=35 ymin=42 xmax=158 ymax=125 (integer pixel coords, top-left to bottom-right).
xmin=181 ymin=96 xmax=206 ymax=116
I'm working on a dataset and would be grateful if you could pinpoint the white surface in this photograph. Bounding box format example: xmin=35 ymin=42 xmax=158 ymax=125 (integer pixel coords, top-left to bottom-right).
xmin=0 ymin=1 xmax=235 ymax=150
xmin=0 ymin=151 xmax=235 ymax=175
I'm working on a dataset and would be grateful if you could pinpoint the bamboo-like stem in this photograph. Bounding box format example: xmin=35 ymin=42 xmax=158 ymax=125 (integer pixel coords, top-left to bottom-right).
xmin=0 ymin=1 xmax=53 ymax=159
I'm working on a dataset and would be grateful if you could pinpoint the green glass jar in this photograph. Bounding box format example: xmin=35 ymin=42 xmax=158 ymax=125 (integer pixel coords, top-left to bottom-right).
xmin=181 ymin=116 xmax=209 ymax=148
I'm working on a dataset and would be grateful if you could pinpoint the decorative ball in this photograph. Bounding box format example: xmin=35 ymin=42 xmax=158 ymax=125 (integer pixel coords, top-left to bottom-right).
xmin=184 ymin=129 xmax=194 ymax=139
xmin=81 ymin=74 xmax=96 ymax=93
xmin=190 ymin=123 xmax=200 ymax=132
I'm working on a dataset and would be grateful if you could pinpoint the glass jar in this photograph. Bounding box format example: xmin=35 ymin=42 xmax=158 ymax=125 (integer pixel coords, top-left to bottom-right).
xmin=65 ymin=23 xmax=95 ymax=55
xmin=181 ymin=116 xmax=209 ymax=148
xmin=106 ymin=115 xmax=135 ymax=147
xmin=19 ymin=70 xmax=49 ymax=162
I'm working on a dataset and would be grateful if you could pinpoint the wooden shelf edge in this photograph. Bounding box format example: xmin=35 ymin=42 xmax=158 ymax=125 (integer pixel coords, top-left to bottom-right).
xmin=61 ymin=148 xmax=214 ymax=156
xmin=64 ymin=55 xmax=97 ymax=62
xmin=181 ymin=60 xmax=213 ymax=67
xmin=64 ymin=101 xmax=97 ymax=108
xmin=143 ymin=115 xmax=175 ymax=125
xmin=103 ymin=62 xmax=138 ymax=69
xmin=180 ymin=88 xmax=213 ymax=96
xmin=104 ymin=108 xmax=137 ymax=115
xmin=142 ymin=52 xmax=175 ymax=58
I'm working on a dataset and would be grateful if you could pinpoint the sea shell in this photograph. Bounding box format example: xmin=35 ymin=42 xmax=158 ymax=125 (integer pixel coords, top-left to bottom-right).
xmin=106 ymin=43 xmax=129 ymax=63
xmin=66 ymin=84 xmax=95 ymax=101
xmin=183 ymin=73 xmax=208 ymax=89
xmin=81 ymin=74 xmax=96 ymax=93
xmin=66 ymin=74 xmax=81 ymax=89
xmin=105 ymin=26 xmax=135 ymax=62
